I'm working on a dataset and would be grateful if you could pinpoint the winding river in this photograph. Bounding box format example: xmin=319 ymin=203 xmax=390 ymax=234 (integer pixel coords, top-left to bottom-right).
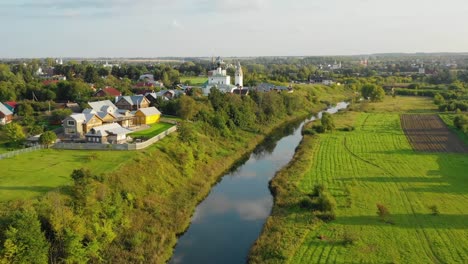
xmin=169 ymin=102 xmax=349 ymax=264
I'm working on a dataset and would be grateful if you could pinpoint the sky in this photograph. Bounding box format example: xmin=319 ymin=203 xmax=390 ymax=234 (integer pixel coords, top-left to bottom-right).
xmin=1 ymin=0 xmax=468 ymax=58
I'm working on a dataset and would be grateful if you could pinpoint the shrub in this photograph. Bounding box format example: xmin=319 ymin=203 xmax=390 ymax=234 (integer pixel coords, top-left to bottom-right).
xmin=317 ymin=192 xmax=336 ymax=212
xmin=311 ymin=184 xmax=326 ymax=197
xmin=299 ymin=198 xmax=315 ymax=210
xmin=302 ymin=128 xmax=317 ymax=135
xmin=429 ymin=205 xmax=440 ymax=216
xmin=343 ymin=229 xmax=359 ymax=245
xmin=311 ymin=124 xmax=325 ymax=133
xmin=316 ymin=211 xmax=336 ymax=222
xmin=376 ymin=203 xmax=390 ymax=222
xmin=341 ymin=126 xmax=355 ymax=132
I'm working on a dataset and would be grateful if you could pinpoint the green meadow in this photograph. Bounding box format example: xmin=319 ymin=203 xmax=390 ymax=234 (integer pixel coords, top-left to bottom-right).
xmin=129 ymin=122 xmax=174 ymax=139
xmin=250 ymin=97 xmax=468 ymax=263
xmin=0 ymin=149 xmax=135 ymax=201
xmin=180 ymin=76 xmax=208 ymax=86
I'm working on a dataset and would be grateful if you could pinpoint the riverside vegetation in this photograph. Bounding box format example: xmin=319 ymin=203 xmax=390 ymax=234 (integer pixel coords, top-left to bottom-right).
xmin=249 ymin=96 xmax=468 ymax=263
xmin=0 ymin=85 xmax=352 ymax=263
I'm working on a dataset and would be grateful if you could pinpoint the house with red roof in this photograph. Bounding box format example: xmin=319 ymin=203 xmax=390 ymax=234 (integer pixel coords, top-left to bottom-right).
xmin=94 ymin=87 xmax=122 ymax=98
xmin=4 ymin=101 xmax=18 ymax=113
xmin=0 ymin=103 xmax=13 ymax=125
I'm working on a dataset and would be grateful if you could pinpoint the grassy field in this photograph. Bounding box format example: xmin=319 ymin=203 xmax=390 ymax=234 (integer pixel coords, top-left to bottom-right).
xmin=250 ymin=97 xmax=468 ymax=263
xmin=180 ymin=76 xmax=208 ymax=86
xmin=439 ymin=113 xmax=468 ymax=144
xmin=0 ymin=149 xmax=135 ymax=201
xmin=130 ymin=122 xmax=174 ymax=139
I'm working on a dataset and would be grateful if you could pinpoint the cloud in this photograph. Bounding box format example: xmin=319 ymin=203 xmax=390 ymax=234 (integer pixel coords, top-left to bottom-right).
xmin=1 ymin=0 xmax=174 ymax=18
xmin=196 ymin=0 xmax=270 ymax=13
xmin=171 ymin=19 xmax=184 ymax=30
xmin=193 ymin=194 xmax=272 ymax=222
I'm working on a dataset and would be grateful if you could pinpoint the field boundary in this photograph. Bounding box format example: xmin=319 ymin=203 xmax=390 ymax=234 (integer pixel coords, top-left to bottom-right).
xmin=54 ymin=126 xmax=177 ymax=151
xmin=401 ymin=114 xmax=468 ymax=153
xmin=0 ymin=145 xmax=44 ymax=160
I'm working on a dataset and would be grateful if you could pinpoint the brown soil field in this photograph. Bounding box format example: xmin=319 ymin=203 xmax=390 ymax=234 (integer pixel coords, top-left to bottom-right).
xmin=401 ymin=114 xmax=468 ymax=153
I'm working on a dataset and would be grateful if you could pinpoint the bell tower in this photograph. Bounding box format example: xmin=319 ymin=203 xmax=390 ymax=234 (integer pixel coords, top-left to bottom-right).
xmin=235 ymin=62 xmax=243 ymax=87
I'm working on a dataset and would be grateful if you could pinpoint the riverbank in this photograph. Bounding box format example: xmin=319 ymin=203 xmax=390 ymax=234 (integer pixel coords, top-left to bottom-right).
xmin=103 ymin=96 xmax=352 ymax=263
xmin=0 ymin=86 xmax=354 ymax=263
xmin=249 ymin=96 xmax=468 ymax=263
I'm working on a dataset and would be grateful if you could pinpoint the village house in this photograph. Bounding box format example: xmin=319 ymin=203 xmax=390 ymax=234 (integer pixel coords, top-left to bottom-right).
xmin=4 ymin=101 xmax=18 ymax=113
xmin=115 ymin=95 xmax=150 ymax=111
xmin=134 ymin=107 xmax=162 ymax=125
xmin=0 ymin=103 xmax=14 ymax=125
xmin=93 ymin=86 xmax=122 ymax=98
xmin=62 ymin=113 xmax=103 ymax=138
xmin=85 ymin=123 xmax=132 ymax=144
xmin=56 ymin=102 xmax=81 ymax=113
xmin=87 ymin=100 xmax=134 ymax=127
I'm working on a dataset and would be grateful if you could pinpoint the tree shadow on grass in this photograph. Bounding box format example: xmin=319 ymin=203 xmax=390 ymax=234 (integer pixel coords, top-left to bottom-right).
xmin=340 ymin=176 xmax=444 ymax=184
xmin=0 ymin=185 xmax=56 ymax=193
xmin=0 ymin=185 xmax=73 ymax=199
xmin=333 ymin=214 xmax=468 ymax=229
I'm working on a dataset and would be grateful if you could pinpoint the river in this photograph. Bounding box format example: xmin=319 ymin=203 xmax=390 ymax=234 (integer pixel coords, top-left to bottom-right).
xmin=169 ymin=102 xmax=349 ymax=264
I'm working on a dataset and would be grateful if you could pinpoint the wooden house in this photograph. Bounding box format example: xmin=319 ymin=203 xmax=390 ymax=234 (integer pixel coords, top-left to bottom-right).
xmin=0 ymin=103 xmax=13 ymax=125
xmin=62 ymin=113 xmax=103 ymax=138
xmin=134 ymin=107 xmax=161 ymax=125
xmin=115 ymin=96 xmax=150 ymax=111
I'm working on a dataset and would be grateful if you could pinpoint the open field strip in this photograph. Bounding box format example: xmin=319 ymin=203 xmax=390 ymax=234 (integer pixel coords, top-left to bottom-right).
xmin=0 ymin=149 xmax=135 ymax=201
xmin=250 ymin=97 xmax=468 ymax=263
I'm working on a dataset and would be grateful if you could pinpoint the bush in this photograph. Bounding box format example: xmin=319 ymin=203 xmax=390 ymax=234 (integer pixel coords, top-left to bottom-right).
xmin=317 ymin=192 xmax=336 ymax=212
xmin=316 ymin=211 xmax=336 ymax=222
xmin=376 ymin=203 xmax=390 ymax=222
xmin=311 ymin=124 xmax=325 ymax=133
xmin=343 ymin=229 xmax=359 ymax=245
xmin=299 ymin=198 xmax=315 ymax=210
xmin=311 ymin=184 xmax=326 ymax=197
xmin=341 ymin=126 xmax=355 ymax=132
xmin=429 ymin=205 xmax=440 ymax=216
xmin=302 ymin=128 xmax=317 ymax=135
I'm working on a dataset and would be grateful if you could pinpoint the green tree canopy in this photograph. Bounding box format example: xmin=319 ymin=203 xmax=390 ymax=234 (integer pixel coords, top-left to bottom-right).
xmin=39 ymin=131 xmax=57 ymax=146
xmin=361 ymin=84 xmax=385 ymax=102
xmin=0 ymin=208 xmax=50 ymax=264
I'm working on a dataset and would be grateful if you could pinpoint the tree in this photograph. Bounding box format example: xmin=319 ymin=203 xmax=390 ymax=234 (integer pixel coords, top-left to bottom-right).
xmin=178 ymin=121 xmax=197 ymax=143
xmin=17 ymin=102 xmax=34 ymax=117
xmin=177 ymin=96 xmax=199 ymax=120
xmin=434 ymin=93 xmax=445 ymax=105
xmin=84 ymin=66 xmax=99 ymax=83
xmin=361 ymin=84 xmax=385 ymax=102
xmin=39 ymin=131 xmax=57 ymax=147
xmin=0 ymin=208 xmax=49 ymax=264
xmin=70 ymin=168 xmax=94 ymax=207
xmin=321 ymin=112 xmax=335 ymax=131
xmin=4 ymin=123 xmax=25 ymax=145
xmin=50 ymin=109 xmax=72 ymax=125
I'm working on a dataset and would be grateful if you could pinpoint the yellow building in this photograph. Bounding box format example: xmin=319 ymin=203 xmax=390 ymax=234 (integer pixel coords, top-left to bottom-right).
xmin=134 ymin=107 xmax=161 ymax=125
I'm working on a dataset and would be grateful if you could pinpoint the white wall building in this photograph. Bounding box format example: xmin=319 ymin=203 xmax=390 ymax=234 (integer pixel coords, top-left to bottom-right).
xmin=203 ymin=57 xmax=243 ymax=95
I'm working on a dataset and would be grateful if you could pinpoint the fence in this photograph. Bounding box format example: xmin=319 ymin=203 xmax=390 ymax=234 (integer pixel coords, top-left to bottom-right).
xmin=53 ymin=126 xmax=178 ymax=151
xmin=0 ymin=145 xmax=44 ymax=160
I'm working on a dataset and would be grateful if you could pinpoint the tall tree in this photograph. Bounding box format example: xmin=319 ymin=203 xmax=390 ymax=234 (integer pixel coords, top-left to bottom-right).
xmin=0 ymin=208 xmax=50 ymax=264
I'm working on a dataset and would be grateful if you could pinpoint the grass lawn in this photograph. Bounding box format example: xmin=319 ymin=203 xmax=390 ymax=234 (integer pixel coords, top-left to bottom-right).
xmin=0 ymin=149 xmax=136 ymax=202
xmin=130 ymin=122 xmax=174 ymax=139
xmin=364 ymin=96 xmax=438 ymax=113
xmin=180 ymin=76 xmax=208 ymax=86
xmin=439 ymin=113 xmax=468 ymax=144
xmin=250 ymin=97 xmax=468 ymax=263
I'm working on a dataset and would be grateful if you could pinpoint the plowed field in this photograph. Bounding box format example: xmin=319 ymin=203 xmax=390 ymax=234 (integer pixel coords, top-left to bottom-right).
xmin=401 ymin=114 xmax=468 ymax=153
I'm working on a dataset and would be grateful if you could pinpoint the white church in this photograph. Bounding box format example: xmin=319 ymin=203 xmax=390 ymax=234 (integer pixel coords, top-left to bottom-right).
xmin=202 ymin=57 xmax=244 ymax=95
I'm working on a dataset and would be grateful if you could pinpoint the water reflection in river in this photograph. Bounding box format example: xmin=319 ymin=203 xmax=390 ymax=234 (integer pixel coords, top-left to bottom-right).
xmin=169 ymin=102 xmax=348 ymax=264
